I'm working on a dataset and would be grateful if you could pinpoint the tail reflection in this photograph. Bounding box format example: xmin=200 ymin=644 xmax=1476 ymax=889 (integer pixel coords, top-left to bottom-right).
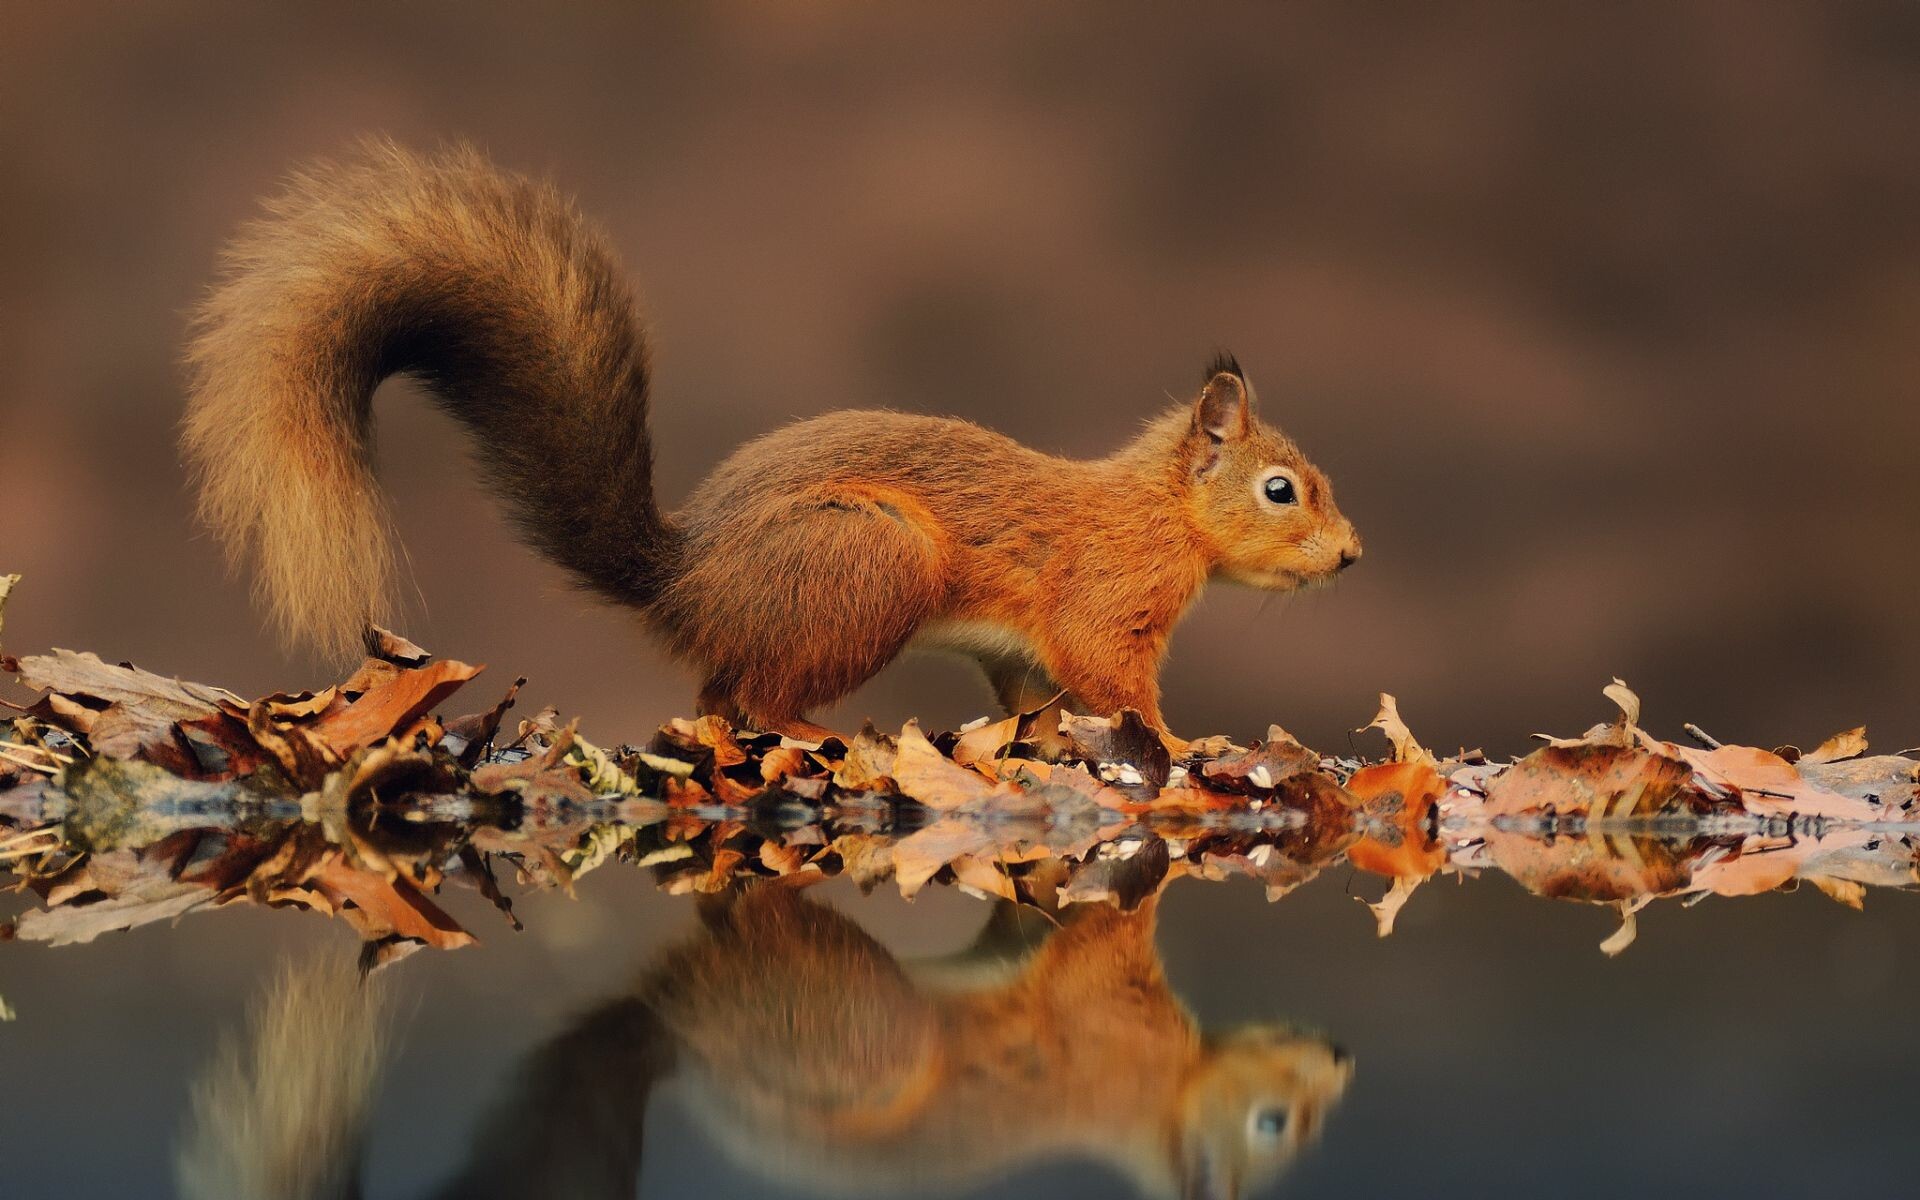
xmin=182 ymin=885 xmax=1351 ymax=1200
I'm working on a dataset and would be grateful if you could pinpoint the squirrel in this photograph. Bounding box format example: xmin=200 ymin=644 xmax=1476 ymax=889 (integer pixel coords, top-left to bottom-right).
xmin=182 ymin=141 xmax=1361 ymax=741
xmin=176 ymin=885 xmax=1352 ymax=1200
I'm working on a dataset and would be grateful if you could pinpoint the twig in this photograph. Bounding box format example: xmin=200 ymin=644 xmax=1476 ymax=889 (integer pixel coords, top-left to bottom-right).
xmin=0 ymin=743 xmax=68 ymax=773
xmin=0 ymin=826 xmax=61 ymax=860
xmin=0 ymin=738 xmax=72 ymax=763
xmin=1681 ymin=723 xmax=1723 ymax=750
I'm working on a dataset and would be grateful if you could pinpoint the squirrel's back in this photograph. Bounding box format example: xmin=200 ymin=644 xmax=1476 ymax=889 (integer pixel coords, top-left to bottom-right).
xmin=183 ymin=140 xmax=675 ymax=660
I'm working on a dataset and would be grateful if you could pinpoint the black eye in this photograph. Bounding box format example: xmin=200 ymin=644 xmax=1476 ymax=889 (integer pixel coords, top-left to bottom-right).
xmin=1254 ymin=1108 xmax=1290 ymax=1136
xmin=1262 ymin=475 xmax=1297 ymax=505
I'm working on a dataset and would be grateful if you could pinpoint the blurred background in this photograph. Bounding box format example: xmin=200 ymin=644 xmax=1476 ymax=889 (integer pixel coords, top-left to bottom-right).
xmin=4 ymin=0 xmax=1917 ymax=755
xmin=6 ymin=7 xmax=1920 ymax=1198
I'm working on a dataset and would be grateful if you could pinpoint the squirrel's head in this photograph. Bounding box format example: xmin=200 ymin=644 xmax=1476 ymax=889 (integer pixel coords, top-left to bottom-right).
xmin=1178 ymin=356 xmax=1361 ymax=589
xmin=1168 ymin=1024 xmax=1354 ymax=1200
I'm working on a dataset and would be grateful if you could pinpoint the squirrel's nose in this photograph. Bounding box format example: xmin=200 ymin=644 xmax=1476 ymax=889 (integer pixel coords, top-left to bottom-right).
xmin=1337 ymin=547 xmax=1360 ymax=571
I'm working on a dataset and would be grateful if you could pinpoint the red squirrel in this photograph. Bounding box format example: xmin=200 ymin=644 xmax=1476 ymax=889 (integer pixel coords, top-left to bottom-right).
xmin=176 ymin=886 xmax=1352 ymax=1200
xmin=182 ymin=141 xmax=1360 ymax=741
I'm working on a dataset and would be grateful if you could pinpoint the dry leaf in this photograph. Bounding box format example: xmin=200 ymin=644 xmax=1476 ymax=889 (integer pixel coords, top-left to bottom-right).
xmin=364 ymin=624 xmax=432 ymax=666
xmin=1807 ymin=876 xmax=1866 ymax=910
xmin=891 ymin=817 xmax=1001 ymax=898
xmin=1599 ymin=898 xmax=1649 ymax=957
xmin=1670 ymin=744 xmax=1865 ymax=819
xmin=0 ymin=573 xmax=19 ymax=646
xmin=948 ymin=854 xmax=1018 ymax=901
xmin=1059 ymin=710 xmax=1172 ymax=787
xmin=1483 ymin=743 xmax=1699 ymax=820
xmin=891 ymin=722 xmax=994 ymax=810
xmin=1360 ymin=875 xmax=1422 ymax=937
xmin=14 ymin=649 xmax=244 ymax=718
xmin=1602 ymin=678 xmax=1641 ymax=728
xmin=952 ymin=714 xmax=1021 ymax=775
xmin=833 ymin=723 xmax=897 ymax=790
xmin=1361 ymin=694 xmax=1431 ymax=765
xmin=310 ymin=659 xmax=481 ymax=756
xmin=1199 ymin=727 xmax=1320 ymax=792
xmin=1802 ymin=726 xmax=1868 ymax=766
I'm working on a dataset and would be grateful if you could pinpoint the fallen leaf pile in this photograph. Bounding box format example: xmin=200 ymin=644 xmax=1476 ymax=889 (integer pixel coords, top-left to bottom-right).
xmin=3 ymin=575 xmax=1917 ymax=967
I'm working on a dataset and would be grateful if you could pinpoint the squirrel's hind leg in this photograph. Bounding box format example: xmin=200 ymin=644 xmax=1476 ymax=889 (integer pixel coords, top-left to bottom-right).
xmin=674 ymin=485 xmax=948 ymax=739
xmin=981 ymin=654 xmax=1064 ymax=717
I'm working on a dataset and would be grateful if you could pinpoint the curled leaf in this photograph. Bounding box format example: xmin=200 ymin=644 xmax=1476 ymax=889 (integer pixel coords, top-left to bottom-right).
xmin=1362 ymin=694 xmax=1431 ymax=765
xmin=0 ymin=572 xmax=19 ymax=645
xmin=1598 ymin=898 xmax=1649 ymax=957
xmin=1802 ymin=726 xmax=1868 ymax=766
xmin=1360 ymin=875 xmax=1422 ymax=938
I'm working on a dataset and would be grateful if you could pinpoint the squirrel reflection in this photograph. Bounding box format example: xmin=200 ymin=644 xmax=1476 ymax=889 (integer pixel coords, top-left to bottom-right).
xmin=179 ymin=884 xmax=1351 ymax=1200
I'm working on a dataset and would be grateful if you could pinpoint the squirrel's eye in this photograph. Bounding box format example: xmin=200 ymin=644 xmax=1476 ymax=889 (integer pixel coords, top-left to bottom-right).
xmin=1262 ymin=475 xmax=1298 ymax=506
xmin=1253 ymin=1108 xmax=1290 ymax=1137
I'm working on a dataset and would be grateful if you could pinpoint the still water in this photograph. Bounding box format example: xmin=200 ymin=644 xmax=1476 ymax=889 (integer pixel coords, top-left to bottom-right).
xmin=4 ymin=792 xmax=1916 ymax=1200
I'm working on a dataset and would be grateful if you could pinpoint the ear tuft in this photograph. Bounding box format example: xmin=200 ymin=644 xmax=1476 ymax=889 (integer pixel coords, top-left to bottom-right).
xmin=1203 ymin=349 xmax=1243 ymax=385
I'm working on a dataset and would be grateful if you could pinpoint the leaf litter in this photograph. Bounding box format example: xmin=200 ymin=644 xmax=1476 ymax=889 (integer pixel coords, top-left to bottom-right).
xmin=2 ymin=578 xmax=1917 ymax=977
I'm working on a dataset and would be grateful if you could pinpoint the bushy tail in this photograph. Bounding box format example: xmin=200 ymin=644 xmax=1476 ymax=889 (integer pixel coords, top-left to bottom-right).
xmin=175 ymin=959 xmax=386 ymax=1200
xmin=183 ymin=139 xmax=678 ymax=661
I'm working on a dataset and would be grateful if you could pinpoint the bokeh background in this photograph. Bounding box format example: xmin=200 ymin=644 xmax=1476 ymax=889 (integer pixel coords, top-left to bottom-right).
xmin=5 ymin=6 xmax=1920 ymax=1199
xmin=4 ymin=2 xmax=1918 ymax=753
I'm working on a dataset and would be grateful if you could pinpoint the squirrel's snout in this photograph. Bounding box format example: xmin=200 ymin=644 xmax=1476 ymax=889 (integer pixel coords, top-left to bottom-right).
xmin=1332 ymin=522 xmax=1362 ymax=572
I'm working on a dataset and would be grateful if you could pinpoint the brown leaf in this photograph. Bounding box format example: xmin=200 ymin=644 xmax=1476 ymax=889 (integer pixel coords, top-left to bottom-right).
xmin=1361 ymin=693 xmax=1431 ymax=765
xmin=948 ymin=854 xmax=1018 ymax=901
xmin=758 ymin=745 xmax=812 ymax=785
xmin=758 ymin=839 xmax=811 ymax=876
xmin=1059 ymin=836 xmax=1170 ymax=911
xmin=952 ymin=714 xmax=1021 ymax=776
xmin=1802 ymin=726 xmax=1869 ymax=766
xmin=309 ymin=659 xmax=481 ymax=756
xmin=1060 ymin=709 xmax=1171 ymax=786
xmin=11 ymin=881 xmax=215 ymax=945
xmin=1808 ymin=876 xmax=1866 ymax=910
xmin=679 ymin=715 xmax=749 ymax=769
xmin=306 ymin=853 xmax=474 ymax=950
xmin=246 ymin=701 xmax=343 ymax=785
xmin=830 ymin=833 xmax=895 ymax=890
xmin=88 ymin=703 xmax=199 ymax=772
xmin=891 ymin=722 xmax=994 ymax=810
xmin=1670 ymin=744 xmax=1868 ymax=819
xmin=339 ymin=658 xmax=403 ymax=696
xmin=364 ymin=624 xmax=432 ymax=666
xmin=1483 ymin=743 xmax=1700 ymax=820
xmin=1012 ymin=691 xmax=1075 ymax=761
xmin=1483 ymin=830 xmax=1696 ymax=903
xmin=1359 ymin=875 xmax=1423 ymax=937
xmin=1199 ymin=726 xmax=1320 ymax=792
xmin=892 ymin=816 xmax=1003 ymax=897
xmin=446 ymin=677 xmax=525 ymax=768
xmin=14 ymin=649 xmax=244 ymax=718
xmin=0 ymin=572 xmax=19 ymax=646
xmin=1601 ymin=678 xmax=1642 ymax=729
xmin=33 ymin=691 xmax=100 ymax=735
xmin=1795 ymin=755 xmax=1920 ymax=811
xmin=1599 ymin=898 xmax=1649 ymax=957
xmin=832 ymin=723 xmax=897 ymax=790
xmin=1196 ymin=842 xmax=1326 ymax=901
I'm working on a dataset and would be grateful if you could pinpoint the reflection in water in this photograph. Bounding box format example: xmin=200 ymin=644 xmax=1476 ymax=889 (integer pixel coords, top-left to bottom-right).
xmin=176 ymin=884 xmax=1349 ymax=1200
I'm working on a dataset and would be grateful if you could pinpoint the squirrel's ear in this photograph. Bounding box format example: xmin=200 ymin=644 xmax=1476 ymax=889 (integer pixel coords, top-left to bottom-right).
xmin=1192 ymin=353 xmax=1252 ymax=443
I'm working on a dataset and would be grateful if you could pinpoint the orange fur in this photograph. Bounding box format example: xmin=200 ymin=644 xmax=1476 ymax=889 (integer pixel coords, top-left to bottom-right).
xmin=631 ymin=886 xmax=1353 ymax=1199
xmin=180 ymin=886 xmax=1351 ymax=1199
xmin=185 ymin=143 xmax=1360 ymax=733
